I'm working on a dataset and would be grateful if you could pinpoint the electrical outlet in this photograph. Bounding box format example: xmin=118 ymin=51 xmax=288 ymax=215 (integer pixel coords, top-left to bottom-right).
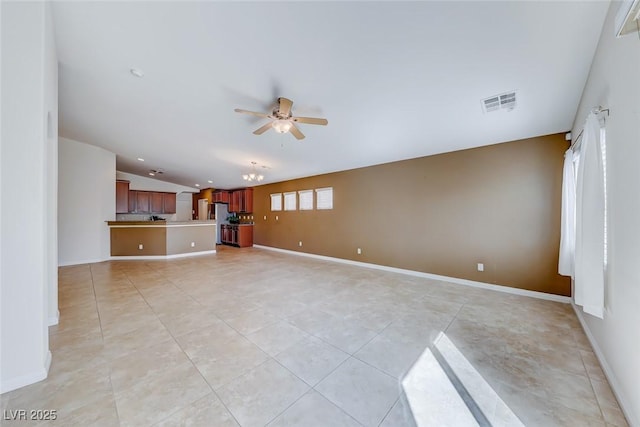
xmin=276 ymin=215 xmax=279 ymax=221
xmin=299 ymin=241 xmax=303 ymax=247
xmin=357 ymin=248 xmax=362 ymax=255
xmin=138 ymin=244 xmax=143 ymax=250
xmin=477 ymin=263 xmax=484 ymax=272
xmin=263 ymin=215 xmax=267 ymax=220
xmin=190 ymin=242 xmax=195 ymax=247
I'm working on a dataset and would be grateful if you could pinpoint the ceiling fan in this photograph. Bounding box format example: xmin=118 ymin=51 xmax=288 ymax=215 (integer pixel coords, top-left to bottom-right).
xmin=234 ymin=97 xmax=328 ymax=140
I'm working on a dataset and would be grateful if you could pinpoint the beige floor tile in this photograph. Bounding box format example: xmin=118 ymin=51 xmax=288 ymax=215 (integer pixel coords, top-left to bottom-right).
xmin=315 ymin=357 xmax=400 ymax=427
xmin=275 ymin=336 xmax=349 ymax=386
xmin=245 ymin=321 xmax=309 ymax=356
xmin=114 ymin=360 xmax=211 ymax=427
xmin=217 ymin=359 xmax=310 ymax=427
xmin=158 ymin=306 xmax=224 ymax=337
xmin=225 ymin=308 xmax=281 ymax=335
xmin=154 ymin=393 xmax=239 ymax=427
xmin=354 ymin=333 xmax=426 ymax=379
xmin=267 ymin=389 xmax=361 ymax=427
xmin=108 ymin=339 xmax=191 ymax=392
xmin=379 ymin=395 xmax=418 ymax=427
xmin=7 ymin=249 xmax=623 ymax=426
xmin=180 ymin=330 xmax=270 ymax=390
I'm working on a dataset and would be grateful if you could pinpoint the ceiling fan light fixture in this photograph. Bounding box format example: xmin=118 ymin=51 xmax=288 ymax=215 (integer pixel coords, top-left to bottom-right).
xmin=272 ymin=120 xmax=292 ymax=134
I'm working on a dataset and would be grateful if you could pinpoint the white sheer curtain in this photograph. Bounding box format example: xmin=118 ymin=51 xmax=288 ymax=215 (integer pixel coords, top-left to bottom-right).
xmin=574 ymin=112 xmax=606 ymax=319
xmin=558 ymin=148 xmax=577 ymax=277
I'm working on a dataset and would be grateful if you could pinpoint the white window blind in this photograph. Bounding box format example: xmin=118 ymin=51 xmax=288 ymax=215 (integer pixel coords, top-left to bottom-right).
xmin=270 ymin=193 xmax=282 ymax=211
xmin=316 ymin=187 xmax=333 ymax=210
xmin=298 ymin=190 xmax=313 ymax=210
xmin=284 ymin=192 xmax=297 ymax=211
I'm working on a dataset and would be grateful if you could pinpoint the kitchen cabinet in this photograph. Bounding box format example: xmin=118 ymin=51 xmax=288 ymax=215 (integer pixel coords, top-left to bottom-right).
xmin=163 ymin=193 xmax=176 ymax=214
xmin=128 ymin=190 xmax=137 ymax=213
xmin=229 ymin=188 xmax=253 ymax=213
xmin=136 ymin=191 xmax=151 ymax=213
xmin=151 ymin=192 xmax=164 ymax=213
xmin=125 ymin=189 xmax=176 ymax=214
xmin=116 ymin=180 xmax=130 ymax=214
xmin=213 ymin=190 xmax=230 ymax=204
xmin=221 ymin=224 xmax=253 ymax=247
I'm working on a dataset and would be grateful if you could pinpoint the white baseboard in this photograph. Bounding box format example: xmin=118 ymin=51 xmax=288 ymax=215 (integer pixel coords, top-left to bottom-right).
xmin=572 ymin=304 xmax=638 ymax=427
xmin=0 ymin=351 xmax=51 ymax=394
xmin=253 ymin=245 xmax=571 ymax=304
xmin=48 ymin=310 xmax=59 ymax=326
xmin=110 ymin=249 xmax=216 ymax=261
xmin=58 ymin=257 xmax=108 ymax=267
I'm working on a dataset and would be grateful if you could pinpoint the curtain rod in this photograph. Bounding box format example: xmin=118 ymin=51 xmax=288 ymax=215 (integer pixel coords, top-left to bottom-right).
xmin=570 ymin=106 xmax=609 ymax=150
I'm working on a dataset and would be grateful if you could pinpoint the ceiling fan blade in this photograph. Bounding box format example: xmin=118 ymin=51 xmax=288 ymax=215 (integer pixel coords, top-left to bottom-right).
xmin=292 ymin=116 xmax=328 ymax=126
xmin=253 ymin=122 xmax=273 ymax=135
xmin=289 ymin=123 xmax=305 ymax=140
xmin=234 ymin=108 xmax=270 ymax=118
xmin=278 ymin=97 xmax=293 ymax=117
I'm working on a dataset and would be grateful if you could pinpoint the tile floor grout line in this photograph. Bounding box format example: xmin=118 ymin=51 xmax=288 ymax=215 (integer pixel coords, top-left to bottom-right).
xmin=89 ymin=263 xmax=123 ymax=426
xmin=377 ymin=394 xmax=401 ymax=427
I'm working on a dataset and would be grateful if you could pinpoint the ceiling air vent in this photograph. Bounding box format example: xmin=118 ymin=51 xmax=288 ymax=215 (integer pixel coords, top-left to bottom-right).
xmin=482 ymin=91 xmax=517 ymax=113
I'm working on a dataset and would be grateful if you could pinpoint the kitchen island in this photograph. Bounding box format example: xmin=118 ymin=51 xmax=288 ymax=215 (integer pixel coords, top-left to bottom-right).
xmin=107 ymin=220 xmax=216 ymax=259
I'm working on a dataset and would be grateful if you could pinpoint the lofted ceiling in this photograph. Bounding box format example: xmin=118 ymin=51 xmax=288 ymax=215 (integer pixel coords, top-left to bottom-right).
xmin=52 ymin=1 xmax=610 ymax=190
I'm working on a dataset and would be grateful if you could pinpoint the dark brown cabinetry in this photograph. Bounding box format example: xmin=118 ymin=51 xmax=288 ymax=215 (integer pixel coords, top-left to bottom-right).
xmin=163 ymin=193 xmax=176 ymax=214
xmin=125 ymin=189 xmax=176 ymax=214
xmin=228 ymin=188 xmax=253 ymax=213
xmin=221 ymin=224 xmax=253 ymax=247
xmin=136 ymin=191 xmax=150 ymax=213
xmin=151 ymin=192 xmax=163 ymax=213
xmin=213 ymin=190 xmax=230 ymax=204
xmin=116 ymin=180 xmax=130 ymax=214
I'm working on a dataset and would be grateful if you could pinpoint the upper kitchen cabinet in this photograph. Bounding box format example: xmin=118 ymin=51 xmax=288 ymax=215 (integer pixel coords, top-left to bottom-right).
xmin=213 ymin=190 xmax=230 ymax=203
xmin=125 ymin=188 xmax=176 ymax=214
xmin=163 ymin=193 xmax=176 ymax=214
xmin=116 ymin=180 xmax=130 ymax=214
xmin=229 ymin=188 xmax=253 ymax=213
xmin=136 ymin=191 xmax=151 ymax=213
xmin=151 ymin=192 xmax=163 ymax=213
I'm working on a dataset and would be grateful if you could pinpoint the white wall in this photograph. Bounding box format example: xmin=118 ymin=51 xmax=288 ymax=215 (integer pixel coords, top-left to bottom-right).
xmin=58 ymin=138 xmax=115 ymax=266
xmin=115 ymin=171 xmax=196 ymax=221
xmin=44 ymin=1 xmax=59 ymax=327
xmin=1 ymin=0 xmax=56 ymax=393
xmin=571 ymin=2 xmax=640 ymax=425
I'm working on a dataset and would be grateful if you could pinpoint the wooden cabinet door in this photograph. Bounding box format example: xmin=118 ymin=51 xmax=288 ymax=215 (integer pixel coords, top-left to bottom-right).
xmin=163 ymin=193 xmax=176 ymax=214
xmin=128 ymin=190 xmax=137 ymax=213
xmin=237 ymin=225 xmax=253 ymax=247
xmin=230 ymin=191 xmax=240 ymax=213
xmin=242 ymin=188 xmax=253 ymax=213
xmin=151 ymin=192 xmax=163 ymax=213
xmin=116 ymin=181 xmax=129 ymax=213
xmin=137 ymin=191 xmax=151 ymax=213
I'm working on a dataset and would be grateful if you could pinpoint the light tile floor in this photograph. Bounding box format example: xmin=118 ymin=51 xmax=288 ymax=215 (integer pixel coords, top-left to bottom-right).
xmin=1 ymin=246 xmax=629 ymax=427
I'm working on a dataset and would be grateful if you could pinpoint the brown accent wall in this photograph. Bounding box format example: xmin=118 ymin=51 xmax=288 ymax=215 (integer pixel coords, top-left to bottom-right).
xmin=253 ymin=134 xmax=571 ymax=296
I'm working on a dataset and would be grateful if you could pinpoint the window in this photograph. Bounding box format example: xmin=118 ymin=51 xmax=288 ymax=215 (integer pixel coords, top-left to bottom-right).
xmin=270 ymin=193 xmax=282 ymax=211
xmin=298 ymin=190 xmax=313 ymax=210
xmin=316 ymin=187 xmax=333 ymax=210
xmin=284 ymin=192 xmax=297 ymax=211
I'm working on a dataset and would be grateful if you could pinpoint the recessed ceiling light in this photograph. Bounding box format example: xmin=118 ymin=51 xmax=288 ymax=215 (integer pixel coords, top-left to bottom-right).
xmin=137 ymin=158 xmax=145 ymax=162
xmin=130 ymin=68 xmax=144 ymax=78
xmin=195 ymin=184 xmax=200 ymax=187
xmin=207 ymin=180 xmax=213 ymax=184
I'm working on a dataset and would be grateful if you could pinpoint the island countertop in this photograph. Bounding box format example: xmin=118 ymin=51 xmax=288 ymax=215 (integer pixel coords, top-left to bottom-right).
xmin=107 ymin=220 xmax=216 ymax=227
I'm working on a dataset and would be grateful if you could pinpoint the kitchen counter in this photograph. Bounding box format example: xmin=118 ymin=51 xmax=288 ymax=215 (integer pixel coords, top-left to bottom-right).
xmin=107 ymin=220 xmax=217 ymax=258
xmin=107 ymin=220 xmax=216 ymax=226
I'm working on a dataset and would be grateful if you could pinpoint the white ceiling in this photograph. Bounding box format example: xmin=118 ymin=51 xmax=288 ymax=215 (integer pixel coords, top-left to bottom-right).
xmin=52 ymin=1 xmax=609 ymax=189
